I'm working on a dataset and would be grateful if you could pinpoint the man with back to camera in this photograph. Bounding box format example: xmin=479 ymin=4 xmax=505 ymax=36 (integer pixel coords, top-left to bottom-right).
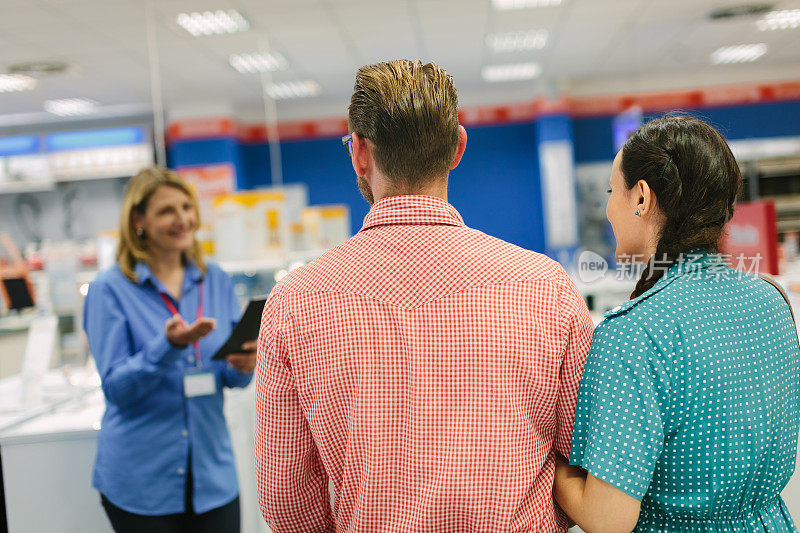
xmin=255 ymin=59 xmax=593 ymax=532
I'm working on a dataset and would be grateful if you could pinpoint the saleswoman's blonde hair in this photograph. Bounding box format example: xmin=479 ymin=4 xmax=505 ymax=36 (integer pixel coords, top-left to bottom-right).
xmin=117 ymin=167 xmax=206 ymax=283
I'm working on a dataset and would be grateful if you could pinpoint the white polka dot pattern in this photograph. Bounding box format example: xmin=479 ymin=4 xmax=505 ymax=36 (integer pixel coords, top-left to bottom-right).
xmin=570 ymin=252 xmax=800 ymax=532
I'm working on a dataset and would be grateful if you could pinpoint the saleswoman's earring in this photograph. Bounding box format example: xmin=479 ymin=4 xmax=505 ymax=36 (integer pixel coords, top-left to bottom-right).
xmin=635 ymin=210 xmax=642 ymax=217
xmin=136 ymin=227 xmax=145 ymax=239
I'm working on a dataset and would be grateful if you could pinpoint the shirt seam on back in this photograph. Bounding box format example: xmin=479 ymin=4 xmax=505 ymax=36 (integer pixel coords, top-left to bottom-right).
xmin=280 ymin=275 xmax=567 ymax=311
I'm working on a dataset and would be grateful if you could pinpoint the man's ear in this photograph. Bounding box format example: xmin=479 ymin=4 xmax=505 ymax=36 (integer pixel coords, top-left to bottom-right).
xmin=449 ymin=125 xmax=467 ymax=170
xmin=351 ymin=132 xmax=371 ymax=177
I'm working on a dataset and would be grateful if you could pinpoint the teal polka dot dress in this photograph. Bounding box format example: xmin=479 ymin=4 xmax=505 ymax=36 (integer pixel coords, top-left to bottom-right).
xmin=570 ymin=252 xmax=800 ymax=532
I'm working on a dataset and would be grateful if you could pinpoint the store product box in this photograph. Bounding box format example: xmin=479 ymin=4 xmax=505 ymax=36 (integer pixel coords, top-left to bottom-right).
xmin=301 ymin=204 xmax=351 ymax=250
xmin=212 ymin=190 xmax=289 ymax=261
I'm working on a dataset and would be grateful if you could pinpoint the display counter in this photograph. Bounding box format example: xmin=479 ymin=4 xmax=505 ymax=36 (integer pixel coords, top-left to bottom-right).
xmin=0 ymin=369 xmax=270 ymax=533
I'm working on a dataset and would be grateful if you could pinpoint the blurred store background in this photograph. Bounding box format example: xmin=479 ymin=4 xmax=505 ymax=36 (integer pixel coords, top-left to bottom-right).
xmin=1 ymin=0 xmax=800 ymax=531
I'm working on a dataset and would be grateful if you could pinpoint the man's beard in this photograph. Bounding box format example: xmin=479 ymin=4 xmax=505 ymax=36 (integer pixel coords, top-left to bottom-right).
xmin=357 ymin=176 xmax=375 ymax=205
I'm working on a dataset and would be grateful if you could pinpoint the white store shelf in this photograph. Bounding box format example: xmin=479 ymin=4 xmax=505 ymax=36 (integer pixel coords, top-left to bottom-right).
xmin=0 ymin=181 xmax=54 ymax=194
xmin=219 ymin=248 xmax=329 ymax=275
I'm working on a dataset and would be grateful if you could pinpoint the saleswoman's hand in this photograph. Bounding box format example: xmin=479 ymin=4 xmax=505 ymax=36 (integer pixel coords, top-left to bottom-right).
xmin=165 ymin=314 xmax=216 ymax=347
xmin=226 ymin=340 xmax=257 ymax=374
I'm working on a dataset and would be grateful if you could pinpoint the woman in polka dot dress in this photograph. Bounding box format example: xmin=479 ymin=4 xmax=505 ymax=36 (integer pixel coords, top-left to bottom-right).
xmin=554 ymin=116 xmax=800 ymax=532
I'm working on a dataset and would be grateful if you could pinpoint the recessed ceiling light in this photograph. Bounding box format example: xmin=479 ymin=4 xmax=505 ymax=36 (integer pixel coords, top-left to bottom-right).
xmin=481 ymin=62 xmax=541 ymax=82
xmin=8 ymin=60 xmax=69 ymax=76
xmin=229 ymin=52 xmax=288 ymax=74
xmin=710 ymin=43 xmax=768 ymax=64
xmin=492 ymin=0 xmax=562 ymax=11
xmin=708 ymin=3 xmax=774 ymax=20
xmin=0 ymin=74 xmax=36 ymax=93
xmin=266 ymin=80 xmax=321 ymax=100
xmin=757 ymin=9 xmax=800 ymax=30
xmin=176 ymin=10 xmax=249 ymax=37
xmin=43 ymin=98 xmax=98 ymax=116
xmin=486 ymin=30 xmax=548 ymax=52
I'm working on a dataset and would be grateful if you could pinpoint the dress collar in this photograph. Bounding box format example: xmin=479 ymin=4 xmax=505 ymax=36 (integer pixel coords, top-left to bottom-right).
xmin=604 ymin=250 xmax=724 ymax=318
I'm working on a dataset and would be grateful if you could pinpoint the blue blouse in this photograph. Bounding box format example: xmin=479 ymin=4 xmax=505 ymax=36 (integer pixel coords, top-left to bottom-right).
xmin=570 ymin=252 xmax=800 ymax=532
xmin=83 ymin=261 xmax=252 ymax=515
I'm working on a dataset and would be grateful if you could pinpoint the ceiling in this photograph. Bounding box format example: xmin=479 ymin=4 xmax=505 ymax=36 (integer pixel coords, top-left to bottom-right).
xmin=1 ymin=0 xmax=800 ymax=128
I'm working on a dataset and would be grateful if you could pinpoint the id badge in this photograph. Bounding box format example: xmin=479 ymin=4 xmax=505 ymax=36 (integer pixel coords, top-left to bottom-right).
xmin=184 ymin=372 xmax=216 ymax=397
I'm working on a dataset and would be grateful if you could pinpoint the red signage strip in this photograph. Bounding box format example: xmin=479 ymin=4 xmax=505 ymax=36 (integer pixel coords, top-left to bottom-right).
xmin=166 ymin=117 xmax=236 ymax=142
xmin=569 ymin=80 xmax=800 ymax=117
xmin=166 ymin=80 xmax=800 ymax=144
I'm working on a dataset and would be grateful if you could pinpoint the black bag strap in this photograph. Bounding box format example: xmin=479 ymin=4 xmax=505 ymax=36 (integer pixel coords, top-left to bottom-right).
xmin=760 ymin=274 xmax=796 ymax=324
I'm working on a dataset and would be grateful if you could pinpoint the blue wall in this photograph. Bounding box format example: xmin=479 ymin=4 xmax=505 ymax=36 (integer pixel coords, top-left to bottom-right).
xmin=168 ymin=100 xmax=800 ymax=253
xmin=574 ymin=100 xmax=800 ymax=163
xmin=574 ymin=116 xmax=616 ymax=164
xmin=450 ymin=122 xmax=544 ymax=252
xmin=171 ymin=122 xmax=546 ymax=252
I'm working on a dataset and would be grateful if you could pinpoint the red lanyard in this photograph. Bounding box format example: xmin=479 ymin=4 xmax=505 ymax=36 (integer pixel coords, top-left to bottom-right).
xmin=159 ymin=281 xmax=204 ymax=368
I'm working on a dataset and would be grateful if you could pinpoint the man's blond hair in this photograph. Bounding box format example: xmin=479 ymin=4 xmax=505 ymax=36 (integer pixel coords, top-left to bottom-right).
xmin=348 ymin=60 xmax=460 ymax=186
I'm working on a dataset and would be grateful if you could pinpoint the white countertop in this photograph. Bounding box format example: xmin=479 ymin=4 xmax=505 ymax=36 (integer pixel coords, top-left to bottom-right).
xmin=0 ymin=365 xmax=101 ymax=437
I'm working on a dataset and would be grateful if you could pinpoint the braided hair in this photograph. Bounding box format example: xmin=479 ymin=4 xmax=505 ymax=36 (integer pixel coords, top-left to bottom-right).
xmin=622 ymin=116 xmax=742 ymax=299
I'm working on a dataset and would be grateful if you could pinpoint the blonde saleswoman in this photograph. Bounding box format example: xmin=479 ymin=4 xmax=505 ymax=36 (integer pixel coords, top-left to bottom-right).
xmin=83 ymin=167 xmax=256 ymax=533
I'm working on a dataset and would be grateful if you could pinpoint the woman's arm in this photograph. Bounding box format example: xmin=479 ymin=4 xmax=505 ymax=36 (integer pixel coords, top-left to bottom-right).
xmin=554 ymin=454 xmax=641 ymax=533
xmin=84 ymin=281 xmax=190 ymax=409
xmin=219 ymin=343 xmax=256 ymax=388
xmin=216 ymin=270 xmax=255 ymax=388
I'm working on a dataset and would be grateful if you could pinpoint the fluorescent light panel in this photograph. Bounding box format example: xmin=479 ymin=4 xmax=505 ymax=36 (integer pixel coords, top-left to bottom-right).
xmin=492 ymin=0 xmax=562 ymax=10
xmin=486 ymin=29 xmax=548 ymax=52
xmin=176 ymin=10 xmax=249 ymax=37
xmin=44 ymin=98 xmax=98 ymax=116
xmin=229 ymin=52 xmax=288 ymax=74
xmin=710 ymin=43 xmax=768 ymax=64
xmin=481 ymin=62 xmax=541 ymax=82
xmin=757 ymin=9 xmax=800 ymax=30
xmin=0 ymin=74 xmax=36 ymax=93
xmin=266 ymin=80 xmax=321 ymax=100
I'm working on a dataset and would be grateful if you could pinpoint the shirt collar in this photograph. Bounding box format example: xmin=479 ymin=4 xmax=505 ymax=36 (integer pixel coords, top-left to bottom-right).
xmin=134 ymin=262 xmax=155 ymax=287
xmin=134 ymin=259 xmax=204 ymax=289
xmin=360 ymin=195 xmax=466 ymax=232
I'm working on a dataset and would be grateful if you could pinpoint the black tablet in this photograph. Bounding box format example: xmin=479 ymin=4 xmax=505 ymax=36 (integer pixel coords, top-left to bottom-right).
xmin=212 ymin=297 xmax=267 ymax=360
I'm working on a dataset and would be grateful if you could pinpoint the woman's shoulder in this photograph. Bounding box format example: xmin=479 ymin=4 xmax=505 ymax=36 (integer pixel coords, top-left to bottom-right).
xmin=593 ymin=311 xmax=648 ymax=349
xmin=85 ymin=265 xmax=137 ymax=309
xmin=592 ymin=290 xmax=679 ymax=362
xmin=597 ymin=293 xmax=672 ymax=336
xmin=201 ymin=261 xmax=230 ymax=281
xmin=91 ymin=264 xmax=129 ymax=290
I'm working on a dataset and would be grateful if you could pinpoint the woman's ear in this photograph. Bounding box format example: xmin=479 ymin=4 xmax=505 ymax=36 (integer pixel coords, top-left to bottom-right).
xmin=637 ymin=179 xmax=656 ymax=216
xmin=131 ymin=210 xmax=143 ymax=232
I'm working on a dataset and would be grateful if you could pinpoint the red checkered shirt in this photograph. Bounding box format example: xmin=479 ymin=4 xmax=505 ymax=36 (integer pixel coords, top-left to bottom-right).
xmin=256 ymin=195 xmax=593 ymax=532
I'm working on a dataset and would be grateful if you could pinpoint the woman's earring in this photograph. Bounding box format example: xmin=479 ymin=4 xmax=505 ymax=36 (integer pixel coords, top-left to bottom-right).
xmin=136 ymin=227 xmax=145 ymax=239
xmin=635 ymin=210 xmax=642 ymax=217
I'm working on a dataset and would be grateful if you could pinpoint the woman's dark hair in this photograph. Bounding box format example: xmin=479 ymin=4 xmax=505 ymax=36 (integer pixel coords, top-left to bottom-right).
xmin=622 ymin=115 xmax=742 ymax=299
